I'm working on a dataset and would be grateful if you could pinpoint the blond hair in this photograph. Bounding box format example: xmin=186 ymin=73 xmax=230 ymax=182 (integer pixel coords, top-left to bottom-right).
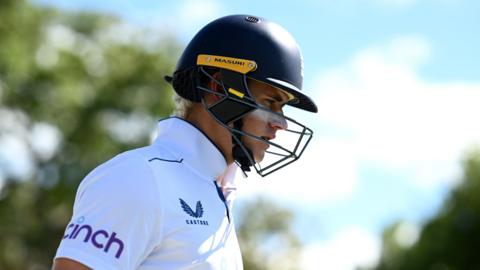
xmin=171 ymin=93 xmax=195 ymax=119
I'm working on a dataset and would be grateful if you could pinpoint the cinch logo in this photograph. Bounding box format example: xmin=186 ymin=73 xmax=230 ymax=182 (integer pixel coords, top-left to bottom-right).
xmin=63 ymin=218 xmax=124 ymax=259
xmin=213 ymin=57 xmax=245 ymax=66
xmin=179 ymin=198 xmax=209 ymax=226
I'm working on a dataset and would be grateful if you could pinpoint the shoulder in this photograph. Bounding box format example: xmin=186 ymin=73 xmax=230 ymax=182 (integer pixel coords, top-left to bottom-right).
xmin=76 ymin=144 xmax=184 ymax=206
xmin=75 ymin=148 xmax=159 ymax=210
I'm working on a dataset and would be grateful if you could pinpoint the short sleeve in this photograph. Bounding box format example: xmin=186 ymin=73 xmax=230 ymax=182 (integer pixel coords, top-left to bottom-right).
xmin=54 ymin=152 xmax=163 ymax=270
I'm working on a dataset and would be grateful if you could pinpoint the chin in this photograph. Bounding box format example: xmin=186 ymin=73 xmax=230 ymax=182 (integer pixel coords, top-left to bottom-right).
xmin=253 ymin=151 xmax=266 ymax=163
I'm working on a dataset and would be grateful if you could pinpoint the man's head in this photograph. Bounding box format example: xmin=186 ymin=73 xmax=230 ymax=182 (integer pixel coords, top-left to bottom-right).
xmin=167 ymin=15 xmax=317 ymax=177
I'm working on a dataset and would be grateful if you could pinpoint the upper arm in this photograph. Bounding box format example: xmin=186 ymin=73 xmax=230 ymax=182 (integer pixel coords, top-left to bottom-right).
xmin=53 ymin=153 xmax=163 ymax=269
xmin=52 ymin=258 xmax=91 ymax=270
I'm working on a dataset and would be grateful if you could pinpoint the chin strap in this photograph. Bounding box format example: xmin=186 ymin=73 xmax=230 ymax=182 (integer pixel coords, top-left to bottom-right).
xmin=231 ymin=119 xmax=254 ymax=174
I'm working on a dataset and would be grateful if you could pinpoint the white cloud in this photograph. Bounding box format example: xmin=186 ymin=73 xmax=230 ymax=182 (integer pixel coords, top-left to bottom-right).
xmin=239 ymin=34 xmax=479 ymax=205
xmin=301 ymin=227 xmax=381 ymax=270
xmin=312 ymin=35 xmax=480 ymax=190
xmin=237 ymin=136 xmax=358 ymax=205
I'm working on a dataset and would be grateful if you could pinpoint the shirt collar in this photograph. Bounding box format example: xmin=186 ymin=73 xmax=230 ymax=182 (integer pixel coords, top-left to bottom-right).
xmin=152 ymin=117 xmax=228 ymax=180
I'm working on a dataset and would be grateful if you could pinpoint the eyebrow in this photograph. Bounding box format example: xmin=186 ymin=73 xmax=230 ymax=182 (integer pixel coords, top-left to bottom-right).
xmin=248 ymin=78 xmax=292 ymax=103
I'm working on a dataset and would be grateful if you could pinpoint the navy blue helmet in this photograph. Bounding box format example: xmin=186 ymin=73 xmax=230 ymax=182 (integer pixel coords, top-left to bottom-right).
xmin=166 ymin=15 xmax=317 ymax=177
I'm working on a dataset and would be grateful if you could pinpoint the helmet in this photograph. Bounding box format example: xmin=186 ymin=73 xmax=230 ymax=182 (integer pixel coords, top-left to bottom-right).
xmin=173 ymin=15 xmax=317 ymax=113
xmin=167 ymin=15 xmax=317 ymax=177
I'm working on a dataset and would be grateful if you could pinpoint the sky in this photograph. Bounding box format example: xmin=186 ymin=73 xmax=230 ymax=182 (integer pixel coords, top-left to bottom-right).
xmin=9 ymin=0 xmax=480 ymax=269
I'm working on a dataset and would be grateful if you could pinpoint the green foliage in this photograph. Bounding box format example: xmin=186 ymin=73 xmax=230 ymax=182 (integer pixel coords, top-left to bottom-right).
xmin=0 ymin=0 xmax=178 ymax=269
xmin=371 ymin=149 xmax=480 ymax=270
xmin=236 ymin=197 xmax=302 ymax=270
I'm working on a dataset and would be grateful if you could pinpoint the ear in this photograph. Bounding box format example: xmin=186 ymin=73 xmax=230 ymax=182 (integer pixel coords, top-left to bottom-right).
xmin=205 ymin=72 xmax=223 ymax=102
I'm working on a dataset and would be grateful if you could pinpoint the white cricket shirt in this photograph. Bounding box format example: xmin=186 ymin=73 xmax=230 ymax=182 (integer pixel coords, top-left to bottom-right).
xmin=55 ymin=117 xmax=243 ymax=270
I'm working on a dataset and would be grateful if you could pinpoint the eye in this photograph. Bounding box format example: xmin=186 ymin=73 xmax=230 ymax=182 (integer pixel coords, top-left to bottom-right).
xmin=260 ymin=99 xmax=273 ymax=109
xmin=264 ymin=98 xmax=276 ymax=105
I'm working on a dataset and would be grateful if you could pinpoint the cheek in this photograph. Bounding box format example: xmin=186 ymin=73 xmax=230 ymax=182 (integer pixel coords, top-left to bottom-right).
xmin=241 ymin=110 xmax=268 ymax=132
xmin=243 ymin=109 xmax=287 ymax=130
xmin=245 ymin=109 xmax=270 ymax=123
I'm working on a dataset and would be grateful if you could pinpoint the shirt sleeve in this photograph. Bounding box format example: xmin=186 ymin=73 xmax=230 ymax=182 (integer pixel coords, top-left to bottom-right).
xmin=54 ymin=152 xmax=163 ymax=270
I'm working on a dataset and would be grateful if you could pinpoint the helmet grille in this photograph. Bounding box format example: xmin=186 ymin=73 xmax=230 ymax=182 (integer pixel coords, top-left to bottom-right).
xmin=245 ymin=16 xmax=260 ymax=23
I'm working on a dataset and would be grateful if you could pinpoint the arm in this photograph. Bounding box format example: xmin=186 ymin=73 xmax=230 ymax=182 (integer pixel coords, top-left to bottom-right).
xmin=52 ymin=153 xmax=162 ymax=270
xmin=52 ymin=258 xmax=91 ymax=270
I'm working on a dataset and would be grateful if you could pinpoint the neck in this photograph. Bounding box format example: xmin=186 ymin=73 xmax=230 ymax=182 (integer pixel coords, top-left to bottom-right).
xmin=184 ymin=104 xmax=234 ymax=165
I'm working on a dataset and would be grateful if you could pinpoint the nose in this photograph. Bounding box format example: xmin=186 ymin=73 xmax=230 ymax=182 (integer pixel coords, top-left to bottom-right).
xmin=269 ymin=114 xmax=288 ymax=131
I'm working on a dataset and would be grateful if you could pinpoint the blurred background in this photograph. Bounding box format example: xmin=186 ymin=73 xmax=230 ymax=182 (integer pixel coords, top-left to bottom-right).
xmin=1 ymin=0 xmax=479 ymax=269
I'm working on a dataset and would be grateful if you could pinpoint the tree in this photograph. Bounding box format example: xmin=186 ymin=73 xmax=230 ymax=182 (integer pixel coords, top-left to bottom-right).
xmin=236 ymin=197 xmax=302 ymax=270
xmin=370 ymin=149 xmax=480 ymax=270
xmin=0 ymin=0 xmax=178 ymax=269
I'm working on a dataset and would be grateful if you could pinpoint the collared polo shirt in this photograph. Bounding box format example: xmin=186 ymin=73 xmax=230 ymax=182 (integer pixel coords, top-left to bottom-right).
xmin=55 ymin=117 xmax=243 ymax=270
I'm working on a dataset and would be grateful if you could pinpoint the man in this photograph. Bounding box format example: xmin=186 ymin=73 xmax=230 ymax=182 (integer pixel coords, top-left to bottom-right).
xmin=52 ymin=14 xmax=317 ymax=270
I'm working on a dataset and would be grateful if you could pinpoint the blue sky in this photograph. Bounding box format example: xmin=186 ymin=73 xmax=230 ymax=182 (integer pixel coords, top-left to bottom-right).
xmin=31 ymin=0 xmax=480 ymax=82
xmin=23 ymin=0 xmax=480 ymax=269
